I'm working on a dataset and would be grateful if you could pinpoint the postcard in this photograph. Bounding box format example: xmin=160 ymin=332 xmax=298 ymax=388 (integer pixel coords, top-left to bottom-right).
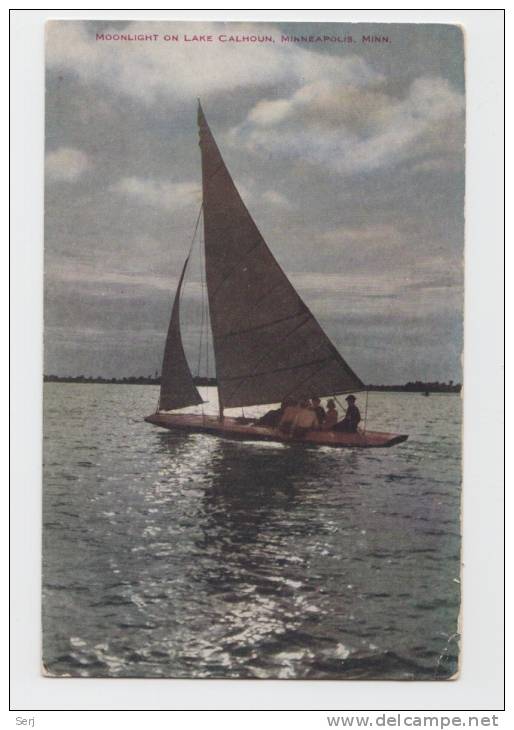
xmin=43 ymin=20 xmax=464 ymax=679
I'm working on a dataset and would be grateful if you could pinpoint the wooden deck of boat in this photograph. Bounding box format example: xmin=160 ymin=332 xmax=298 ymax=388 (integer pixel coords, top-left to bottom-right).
xmin=145 ymin=412 xmax=408 ymax=448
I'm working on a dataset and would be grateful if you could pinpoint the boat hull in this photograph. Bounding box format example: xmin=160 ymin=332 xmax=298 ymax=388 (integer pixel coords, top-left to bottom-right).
xmin=144 ymin=413 xmax=408 ymax=448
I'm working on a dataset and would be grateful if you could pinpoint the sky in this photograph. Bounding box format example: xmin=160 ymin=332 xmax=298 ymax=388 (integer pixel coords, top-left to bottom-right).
xmin=44 ymin=20 xmax=465 ymax=384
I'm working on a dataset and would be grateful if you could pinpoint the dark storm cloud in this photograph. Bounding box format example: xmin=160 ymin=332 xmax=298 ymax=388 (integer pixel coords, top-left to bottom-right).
xmin=44 ymin=21 xmax=464 ymax=383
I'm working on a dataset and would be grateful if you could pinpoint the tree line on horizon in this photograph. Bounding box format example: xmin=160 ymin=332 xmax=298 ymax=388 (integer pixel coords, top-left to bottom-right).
xmin=43 ymin=374 xmax=462 ymax=393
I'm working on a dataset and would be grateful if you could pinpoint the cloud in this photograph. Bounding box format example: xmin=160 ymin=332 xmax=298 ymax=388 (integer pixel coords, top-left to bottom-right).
xmin=44 ymin=22 xmax=464 ymax=383
xmin=248 ymin=99 xmax=291 ymax=126
xmin=261 ymin=189 xmax=292 ymax=209
xmin=46 ymin=259 xmax=175 ymax=293
xmin=110 ymin=177 xmax=200 ymax=211
xmin=322 ymin=224 xmax=402 ymax=246
xmin=220 ymin=175 xmax=293 ymax=211
xmin=231 ymin=76 xmax=464 ymax=175
xmin=247 ymin=80 xmax=391 ymax=132
xmin=46 ymin=21 xmax=382 ymax=104
xmin=46 ymin=23 xmax=463 ymax=176
xmin=290 ymin=268 xmax=462 ymax=325
xmin=411 ymin=157 xmax=461 ymax=173
xmin=46 ymin=147 xmax=90 ymax=181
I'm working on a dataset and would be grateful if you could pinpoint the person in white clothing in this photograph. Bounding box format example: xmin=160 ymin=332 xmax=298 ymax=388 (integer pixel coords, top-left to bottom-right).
xmin=278 ymin=399 xmax=300 ymax=434
xmin=292 ymin=399 xmax=318 ymax=438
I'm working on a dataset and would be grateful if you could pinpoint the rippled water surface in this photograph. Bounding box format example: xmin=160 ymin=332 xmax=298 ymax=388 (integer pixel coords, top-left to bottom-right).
xmin=43 ymin=384 xmax=461 ymax=679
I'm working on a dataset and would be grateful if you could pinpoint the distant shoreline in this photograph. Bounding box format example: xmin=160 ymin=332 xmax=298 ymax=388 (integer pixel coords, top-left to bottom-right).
xmin=43 ymin=375 xmax=461 ymax=394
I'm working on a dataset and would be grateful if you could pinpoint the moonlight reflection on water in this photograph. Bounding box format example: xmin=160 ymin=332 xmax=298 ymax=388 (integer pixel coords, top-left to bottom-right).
xmin=43 ymin=384 xmax=461 ymax=679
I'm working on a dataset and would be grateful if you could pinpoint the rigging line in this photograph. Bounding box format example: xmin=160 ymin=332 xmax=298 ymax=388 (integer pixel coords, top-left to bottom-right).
xmin=326 ymin=341 xmax=365 ymax=389
xmin=335 ymin=396 xmax=345 ymax=410
xmin=169 ymin=204 xmax=203 ymax=404
xmin=251 ymin=278 xmax=289 ymax=309
xmin=200 ymin=214 xmax=207 ymax=420
xmin=221 ymin=314 xmax=311 ymax=405
xmin=209 ymin=234 xmax=363 ymax=390
xmin=218 ymin=310 xmax=306 ymax=340
xmin=331 ymin=387 xmax=365 ymax=407
xmin=210 ymin=235 xmax=263 ymax=301
xmin=219 ymin=356 xmax=333 ymax=383
xmin=333 ymin=390 xmax=366 ymax=426
xmin=203 ymin=161 xmax=225 ymax=184
xmin=202 ymin=217 xmax=211 ymax=387
xmin=197 ymin=293 xmax=205 ymax=377
xmin=280 ymin=359 xmax=333 ymax=403
xmin=196 ymin=209 xmax=206 ymax=378
xmin=177 ymin=202 xmax=203 ymax=312
xmin=188 ymin=203 xmax=204 ymax=256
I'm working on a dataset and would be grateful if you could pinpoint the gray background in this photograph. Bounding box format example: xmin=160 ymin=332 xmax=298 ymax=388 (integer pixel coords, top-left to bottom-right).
xmin=10 ymin=8 xmax=504 ymax=713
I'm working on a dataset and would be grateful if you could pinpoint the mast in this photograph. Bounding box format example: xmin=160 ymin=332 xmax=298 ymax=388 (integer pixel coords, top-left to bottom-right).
xmin=197 ymin=102 xmax=225 ymax=420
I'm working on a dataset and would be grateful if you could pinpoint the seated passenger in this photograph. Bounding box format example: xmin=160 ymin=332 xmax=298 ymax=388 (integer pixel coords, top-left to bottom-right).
xmin=256 ymin=400 xmax=288 ymax=427
xmin=322 ymin=399 xmax=338 ymax=430
xmin=278 ymin=399 xmax=300 ymax=434
xmin=311 ymin=397 xmax=326 ymax=426
xmin=333 ymin=394 xmax=361 ymax=433
xmin=292 ymin=399 xmax=319 ymax=438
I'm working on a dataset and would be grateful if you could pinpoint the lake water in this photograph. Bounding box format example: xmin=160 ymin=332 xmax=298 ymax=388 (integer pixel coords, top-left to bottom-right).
xmin=42 ymin=384 xmax=461 ymax=679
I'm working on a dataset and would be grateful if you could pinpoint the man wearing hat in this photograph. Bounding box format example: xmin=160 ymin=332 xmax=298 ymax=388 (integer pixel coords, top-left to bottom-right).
xmin=333 ymin=394 xmax=361 ymax=433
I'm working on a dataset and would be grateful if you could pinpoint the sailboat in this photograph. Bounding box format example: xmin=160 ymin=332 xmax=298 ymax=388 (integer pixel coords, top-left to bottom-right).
xmin=145 ymin=103 xmax=408 ymax=448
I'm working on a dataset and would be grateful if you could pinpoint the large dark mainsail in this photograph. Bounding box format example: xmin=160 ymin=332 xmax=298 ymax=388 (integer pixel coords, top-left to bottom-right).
xmin=159 ymin=256 xmax=203 ymax=411
xmin=198 ymin=102 xmax=364 ymax=411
